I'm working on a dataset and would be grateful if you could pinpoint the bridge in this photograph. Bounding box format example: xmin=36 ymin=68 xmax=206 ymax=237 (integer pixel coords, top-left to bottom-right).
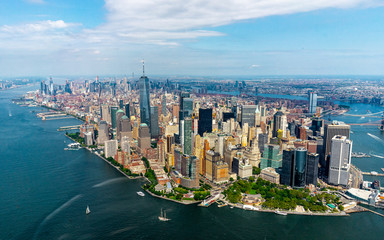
xmin=343 ymin=111 xmax=384 ymax=118
xmin=58 ymin=125 xmax=82 ymax=131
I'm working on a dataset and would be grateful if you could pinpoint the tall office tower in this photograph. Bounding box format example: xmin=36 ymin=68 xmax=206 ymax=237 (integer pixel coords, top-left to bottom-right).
xmin=40 ymin=80 xmax=45 ymax=95
xmin=306 ymin=153 xmax=319 ymax=185
xmin=138 ymin=123 xmax=151 ymax=152
xmin=201 ymin=140 xmax=210 ymax=175
xmin=139 ymin=63 xmax=151 ymax=132
xmin=118 ymin=116 xmax=131 ymax=142
xmin=198 ymin=108 xmax=213 ymax=136
xmin=125 ymin=103 xmax=130 ymax=118
xmin=294 ymin=147 xmax=307 ymax=188
xmin=110 ymin=106 xmax=119 ymax=130
xmin=308 ymin=91 xmax=318 ymax=114
xmin=323 ymin=121 xmax=350 ymax=168
xmin=49 ymin=76 xmax=53 ymax=95
xmin=101 ymin=105 xmax=110 ymax=123
xmin=244 ymin=138 xmax=261 ymax=167
xmin=182 ymin=98 xmax=193 ymax=117
xmin=258 ymin=133 xmax=268 ymax=153
xmin=121 ymin=136 xmax=130 ymax=153
xmin=241 ymin=105 xmax=258 ymax=127
xmin=115 ymin=109 xmax=124 ymax=131
xmin=174 ymin=148 xmax=183 ymax=172
xmin=205 ymin=150 xmax=220 ymax=181
xmin=104 ymin=139 xmax=118 ymax=158
xmin=166 ymin=135 xmax=174 ymax=153
xmin=150 ymin=106 xmax=159 ymax=138
xmin=273 ymin=111 xmax=287 ymax=138
xmin=311 ymin=117 xmax=323 ymax=136
xmin=255 ymin=106 xmax=261 ymax=127
xmin=281 ymin=148 xmax=295 ymax=186
xmin=85 ymin=132 xmax=93 ymax=146
xmin=98 ymin=120 xmax=109 ymax=144
xmin=183 ymin=117 xmax=193 ymax=155
xmin=158 ymin=139 xmax=165 ymax=165
xmin=329 ymin=135 xmax=352 ymax=186
xmin=179 ymin=92 xmax=190 ymax=110
xmin=162 ymin=95 xmax=167 ymax=115
xmin=260 ymin=144 xmax=282 ymax=169
xmin=119 ymin=99 xmax=124 ymax=110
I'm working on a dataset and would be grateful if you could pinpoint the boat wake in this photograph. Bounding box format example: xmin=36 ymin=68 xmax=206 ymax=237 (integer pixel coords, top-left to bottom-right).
xmin=370 ymin=153 xmax=384 ymax=159
xmin=33 ymin=194 xmax=83 ymax=240
xmin=367 ymin=133 xmax=384 ymax=143
xmin=92 ymin=177 xmax=126 ymax=188
xmin=109 ymin=226 xmax=136 ymax=236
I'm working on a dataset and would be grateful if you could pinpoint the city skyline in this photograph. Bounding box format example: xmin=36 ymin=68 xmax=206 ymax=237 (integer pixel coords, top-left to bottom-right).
xmin=1 ymin=0 xmax=384 ymax=77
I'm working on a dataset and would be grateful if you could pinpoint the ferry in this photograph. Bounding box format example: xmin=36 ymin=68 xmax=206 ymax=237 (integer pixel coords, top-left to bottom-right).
xmin=351 ymin=152 xmax=371 ymax=158
xmin=274 ymin=210 xmax=288 ymax=216
xmin=64 ymin=142 xmax=82 ymax=150
xmin=137 ymin=191 xmax=145 ymax=197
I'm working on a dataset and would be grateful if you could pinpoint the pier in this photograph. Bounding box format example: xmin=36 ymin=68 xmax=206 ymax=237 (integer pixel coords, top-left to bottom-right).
xmin=361 ymin=172 xmax=384 ymax=177
xmin=361 ymin=207 xmax=384 ymax=218
xmin=58 ymin=125 xmax=82 ymax=131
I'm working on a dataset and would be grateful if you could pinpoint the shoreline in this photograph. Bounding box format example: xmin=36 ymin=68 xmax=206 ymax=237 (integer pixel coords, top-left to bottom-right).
xmin=40 ymin=103 xmax=370 ymax=216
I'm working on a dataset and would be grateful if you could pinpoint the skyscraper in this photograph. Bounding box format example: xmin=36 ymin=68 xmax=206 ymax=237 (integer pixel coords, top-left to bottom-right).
xmin=241 ymin=105 xmax=257 ymax=127
xmin=138 ymin=123 xmax=151 ymax=152
xmin=125 ymin=103 xmax=130 ymax=118
xmin=281 ymin=148 xmax=295 ymax=186
xmin=329 ymin=135 xmax=352 ymax=186
xmin=323 ymin=121 xmax=350 ymax=168
xmin=139 ymin=63 xmax=151 ymax=133
xmin=110 ymin=106 xmax=119 ymax=130
xmin=306 ymin=153 xmax=319 ymax=185
xmin=150 ymin=106 xmax=159 ymax=138
xmin=273 ymin=111 xmax=287 ymax=138
xmin=308 ymin=91 xmax=317 ymax=114
xmin=183 ymin=117 xmax=193 ymax=155
xmin=162 ymin=95 xmax=167 ymax=115
xmin=198 ymin=108 xmax=212 ymax=136
xmin=294 ymin=148 xmax=307 ymax=187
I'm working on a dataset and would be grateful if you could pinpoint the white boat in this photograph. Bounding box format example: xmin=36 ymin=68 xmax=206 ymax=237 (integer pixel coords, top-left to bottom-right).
xmin=274 ymin=210 xmax=287 ymax=216
xmin=158 ymin=209 xmax=170 ymax=221
xmin=86 ymin=205 xmax=91 ymax=215
xmin=65 ymin=142 xmax=81 ymax=150
xmin=137 ymin=191 xmax=145 ymax=197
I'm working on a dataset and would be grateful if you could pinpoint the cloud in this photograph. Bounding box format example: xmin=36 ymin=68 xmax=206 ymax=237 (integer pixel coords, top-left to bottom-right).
xmin=0 ymin=20 xmax=77 ymax=34
xmin=250 ymin=64 xmax=261 ymax=68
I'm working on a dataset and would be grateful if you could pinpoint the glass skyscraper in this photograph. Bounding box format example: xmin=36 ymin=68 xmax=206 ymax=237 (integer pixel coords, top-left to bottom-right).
xmin=139 ymin=73 xmax=151 ymax=133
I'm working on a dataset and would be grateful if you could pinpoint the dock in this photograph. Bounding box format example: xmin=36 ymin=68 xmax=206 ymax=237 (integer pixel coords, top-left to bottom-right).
xmin=381 ymin=168 xmax=384 ymax=173
xmin=361 ymin=172 xmax=384 ymax=177
xmin=58 ymin=125 xmax=82 ymax=131
xmin=361 ymin=207 xmax=384 ymax=218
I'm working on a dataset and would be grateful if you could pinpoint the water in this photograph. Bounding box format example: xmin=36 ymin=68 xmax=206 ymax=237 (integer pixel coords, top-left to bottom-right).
xmin=1 ymin=87 xmax=384 ymax=240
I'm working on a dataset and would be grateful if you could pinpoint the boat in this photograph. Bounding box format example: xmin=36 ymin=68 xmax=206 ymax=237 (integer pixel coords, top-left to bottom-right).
xmin=86 ymin=205 xmax=91 ymax=215
xmin=137 ymin=191 xmax=145 ymax=197
xmin=65 ymin=142 xmax=82 ymax=150
xmin=158 ymin=209 xmax=170 ymax=221
xmin=274 ymin=210 xmax=287 ymax=216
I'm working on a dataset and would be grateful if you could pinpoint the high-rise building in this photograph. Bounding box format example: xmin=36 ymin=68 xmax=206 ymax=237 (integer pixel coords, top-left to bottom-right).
xmin=281 ymin=148 xmax=295 ymax=186
xmin=183 ymin=117 xmax=192 ymax=155
xmin=139 ymin=64 xmax=151 ymax=132
xmin=241 ymin=105 xmax=258 ymax=127
xmin=223 ymin=112 xmax=235 ymax=122
xmin=97 ymin=120 xmax=109 ymax=144
xmin=306 ymin=153 xmax=319 ymax=185
xmin=104 ymin=139 xmax=118 ymax=158
xmin=323 ymin=121 xmax=350 ymax=168
xmin=205 ymin=150 xmax=220 ymax=181
xmin=244 ymin=138 xmax=261 ymax=167
xmin=115 ymin=109 xmax=124 ymax=134
xmin=308 ymin=91 xmax=317 ymax=114
xmin=110 ymin=106 xmax=119 ymax=130
xmin=101 ymin=105 xmax=110 ymax=124
xmin=198 ymin=108 xmax=212 ymax=136
xmin=273 ymin=111 xmax=287 ymax=138
xmin=329 ymin=135 xmax=352 ymax=186
xmin=138 ymin=123 xmax=151 ymax=152
xmin=118 ymin=115 xmax=131 ymax=142
xmin=119 ymin=99 xmax=124 ymax=109
xmin=260 ymin=145 xmax=282 ymax=169
xmin=182 ymin=98 xmax=193 ymax=117
xmin=162 ymin=95 xmax=167 ymax=115
xmin=150 ymin=106 xmax=159 ymax=138
xmin=125 ymin=103 xmax=130 ymax=118
xmin=85 ymin=132 xmax=93 ymax=146
xmin=294 ymin=148 xmax=307 ymax=188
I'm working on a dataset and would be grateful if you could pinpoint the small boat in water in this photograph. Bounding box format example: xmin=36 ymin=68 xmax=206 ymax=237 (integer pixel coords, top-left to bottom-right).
xmin=158 ymin=209 xmax=170 ymax=221
xmin=86 ymin=205 xmax=91 ymax=215
xmin=274 ymin=210 xmax=287 ymax=216
xmin=65 ymin=142 xmax=82 ymax=150
xmin=137 ymin=191 xmax=145 ymax=197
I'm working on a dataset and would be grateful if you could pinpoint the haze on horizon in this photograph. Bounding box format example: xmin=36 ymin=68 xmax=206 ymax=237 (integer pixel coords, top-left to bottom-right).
xmin=1 ymin=0 xmax=384 ymax=77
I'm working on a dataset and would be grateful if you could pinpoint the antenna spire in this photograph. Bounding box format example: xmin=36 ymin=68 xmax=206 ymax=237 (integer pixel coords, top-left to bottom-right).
xmin=142 ymin=59 xmax=145 ymax=76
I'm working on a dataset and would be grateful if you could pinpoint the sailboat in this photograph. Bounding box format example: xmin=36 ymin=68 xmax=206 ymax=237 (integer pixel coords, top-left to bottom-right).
xmin=158 ymin=209 xmax=170 ymax=221
xmin=86 ymin=205 xmax=91 ymax=215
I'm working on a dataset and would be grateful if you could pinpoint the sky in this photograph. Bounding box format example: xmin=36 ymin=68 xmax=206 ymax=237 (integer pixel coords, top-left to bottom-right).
xmin=0 ymin=0 xmax=384 ymax=77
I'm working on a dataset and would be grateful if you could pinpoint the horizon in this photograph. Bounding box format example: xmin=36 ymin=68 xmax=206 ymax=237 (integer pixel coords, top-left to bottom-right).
xmin=1 ymin=0 xmax=384 ymax=76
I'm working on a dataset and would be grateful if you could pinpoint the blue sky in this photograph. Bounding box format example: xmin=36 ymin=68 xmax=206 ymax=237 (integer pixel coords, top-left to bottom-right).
xmin=0 ymin=0 xmax=384 ymax=77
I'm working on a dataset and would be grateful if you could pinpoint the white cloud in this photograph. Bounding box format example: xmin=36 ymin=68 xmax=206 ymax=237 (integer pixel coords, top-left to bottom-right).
xmin=0 ymin=20 xmax=77 ymax=34
xmin=250 ymin=64 xmax=261 ymax=68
